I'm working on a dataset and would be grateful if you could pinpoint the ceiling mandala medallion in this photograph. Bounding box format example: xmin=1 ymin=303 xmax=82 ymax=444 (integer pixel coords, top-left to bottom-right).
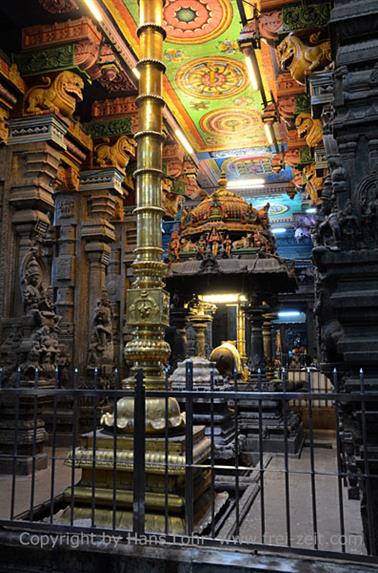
xmin=163 ymin=0 xmax=232 ymax=44
xmin=200 ymin=108 xmax=263 ymax=137
xmin=176 ymin=57 xmax=247 ymax=99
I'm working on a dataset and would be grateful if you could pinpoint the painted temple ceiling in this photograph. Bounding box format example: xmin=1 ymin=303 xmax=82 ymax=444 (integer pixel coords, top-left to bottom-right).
xmin=104 ymin=0 xmax=275 ymax=156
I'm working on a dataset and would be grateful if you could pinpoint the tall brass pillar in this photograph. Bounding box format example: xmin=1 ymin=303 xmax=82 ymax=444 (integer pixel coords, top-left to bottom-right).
xmin=62 ymin=0 xmax=218 ymax=533
xmin=124 ymin=0 xmax=170 ymax=389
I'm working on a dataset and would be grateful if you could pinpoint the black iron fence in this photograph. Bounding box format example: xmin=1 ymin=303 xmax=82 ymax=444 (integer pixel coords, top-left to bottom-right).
xmin=0 ymin=365 xmax=377 ymax=565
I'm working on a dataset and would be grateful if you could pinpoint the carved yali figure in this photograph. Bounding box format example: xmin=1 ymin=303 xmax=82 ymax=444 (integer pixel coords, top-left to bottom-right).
xmin=302 ymin=163 xmax=324 ymax=204
xmin=95 ymin=135 xmax=135 ymax=172
xmin=25 ymin=71 xmax=84 ymax=118
xmin=277 ymin=33 xmax=331 ymax=85
xmin=295 ymin=113 xmax=323 ymax=148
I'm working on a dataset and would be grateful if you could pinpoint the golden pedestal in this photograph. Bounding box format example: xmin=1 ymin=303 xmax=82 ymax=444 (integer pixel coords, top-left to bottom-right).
xmin=61 ymin=427 xmax=227 ymax=533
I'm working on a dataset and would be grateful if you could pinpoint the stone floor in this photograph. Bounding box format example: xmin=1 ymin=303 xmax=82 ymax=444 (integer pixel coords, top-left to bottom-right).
xmin=238 ymin=445 xmax=364 ymax=555
xmin=0 ymin=434 xmax=365 ymax=557
xmin=0 ymin=448 xmax=79 ymax=519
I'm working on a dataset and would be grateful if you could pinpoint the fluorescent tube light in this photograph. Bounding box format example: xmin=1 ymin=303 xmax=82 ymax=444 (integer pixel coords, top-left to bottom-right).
xmin=83 ymin=0 xmax=103 ymax=21
xmin=227 ymin=178 xmax=265 ymax=189
xmin=264 ymin=122 xmax=273 ymax=145
xmin=279 ymin=311 xmax=301 ymax=318
xmin=245 ymin=57 xmax=258 ymax=91
xmin=175 ymin=129 xmax=194 ymax=155
xmin=132 ymin=67 xmax=141 ymax=80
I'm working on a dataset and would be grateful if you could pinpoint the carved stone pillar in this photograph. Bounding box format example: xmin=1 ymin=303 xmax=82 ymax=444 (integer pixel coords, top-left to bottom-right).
xmin=169 ymin=305 xmax=190 ymax=368
xmin=236 ymin=303 xmax=249 ymax=381
xmin=313 ymin=0 xmax=378 ymax=554
xmin=0 ymin=116 xmax=68 ymax=474
xmin=187 ymin=300 xmax=216 ymax=359
xmin=244 ymin=298 xmax=266 ymax=374
xmin=262 ymin=310 xmax=276 ymax=379
xmin=80 ymin=168 xmax=123 ymax=372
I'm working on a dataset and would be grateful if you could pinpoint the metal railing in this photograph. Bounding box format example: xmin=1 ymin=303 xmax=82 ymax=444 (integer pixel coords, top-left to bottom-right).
xmin=0 ymin=365 xmax=376 ymax=565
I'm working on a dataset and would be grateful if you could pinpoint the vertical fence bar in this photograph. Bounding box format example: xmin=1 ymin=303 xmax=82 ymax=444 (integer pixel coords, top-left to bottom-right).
xmin=49 ymin=368 xmax=59 ymax=523
xmin=10 ymin=368 xmax=21 ymax=520
xmin=133 ymin=369 xmax=145 ymax=536
xmin=360 ymin=368 xmax=374 ymax=554
xmin=91 ymin=367 xmax=99 ymax=528
xmin=29 ymin=368 xmax=39 ymax=521
xmin=185 ymin=360 xmax=194 ymax=536
xmin=306 ymin=367 xmax=318 ymax=549
xmin=70 ymin=367 xmax=79 ymax=526
xmin=164 ymin=369 xmax=169 ymax=534
xmin=257 ymin=368 xmax=265 ymax=543
xmin=333 ymin=367 xmax=346 ymax=553
xmin=233 ymin=369 xmax=240 ymax=539
xmin=282 ymin=367 xmax=291 ymax=547
xmin=112 ymin=368 xmax=119 ymax=530
xmin=210 ymin=366 xmax=216 ymax=538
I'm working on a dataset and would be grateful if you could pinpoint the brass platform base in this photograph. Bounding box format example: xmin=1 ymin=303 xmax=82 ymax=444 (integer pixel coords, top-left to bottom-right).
xmin=61 ymin=427 xmax=228 ymax=534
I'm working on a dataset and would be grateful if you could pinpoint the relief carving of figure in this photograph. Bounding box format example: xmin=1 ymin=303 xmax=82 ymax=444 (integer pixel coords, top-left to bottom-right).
xmin=25 ymin=71 xmax=84 ymax=118
xmin=22 ymin=252 xmax=47 ymax=316
xmin=338 ymin=200 xmax=362 ymax=250
xmin=277 ymin=33 xmax=331 ymax=85
xmin=168 ymin=231 xmax=181 ymax=261
xmin=315 ymin=205 xmax=341 ymax=249
xmin=18 ymin=249 xmax=67 ymax=383
xmin=38 ymin=0 xmax=79 ymax=13
xmin=88 ymin=290 xmax=114 ymax=368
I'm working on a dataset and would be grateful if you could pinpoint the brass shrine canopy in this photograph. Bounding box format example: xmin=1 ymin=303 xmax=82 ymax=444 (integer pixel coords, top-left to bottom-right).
xmin=180 ymin=174 xmax=269 ymax=239
xmin=166 ymin=174 xmax=297 ymax=297
xmin=168 ymin=173 xmax=276 ymax=261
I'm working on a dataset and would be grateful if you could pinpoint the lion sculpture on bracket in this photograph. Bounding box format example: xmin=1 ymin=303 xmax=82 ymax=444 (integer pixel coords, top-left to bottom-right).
xmin=25 ymin=70 xmax=84 ymax=118
xmin=277 ymin=33 xmax=331 ymax=85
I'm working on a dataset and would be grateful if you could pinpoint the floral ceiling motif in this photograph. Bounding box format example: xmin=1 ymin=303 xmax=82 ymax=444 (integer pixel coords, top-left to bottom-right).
xmin=106 ymin=0 xmax=272 ymax=153
xmin=163 ymin=0 xmax=232 ymax=43
xmin=176 ymin=57 xmax=247 ymax=99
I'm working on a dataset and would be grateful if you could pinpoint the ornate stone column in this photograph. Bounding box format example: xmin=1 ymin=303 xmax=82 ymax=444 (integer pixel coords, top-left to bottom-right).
xmin=80 ymin=168 xmax=123 ymax=370
xmin=244 ymin=296 xmax=266 ymax=375
xmin=236 ymin=302 xmax=249 ymax=381
xmin=169 ymin=295 xmax=190 ymax=368
xmin=0 ymin=115 xmax=68 ymax=474
xmin=187 ymin=300 xmax=216 ymax=359
xmin=262 ymin=309 xmax=277 ymax=379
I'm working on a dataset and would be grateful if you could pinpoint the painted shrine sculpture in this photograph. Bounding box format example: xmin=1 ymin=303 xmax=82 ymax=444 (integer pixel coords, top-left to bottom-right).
xmin=25 ymin=70 xmax=84 ymax=118
xmin=168 ymin=173 xmax=276 ymax=262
